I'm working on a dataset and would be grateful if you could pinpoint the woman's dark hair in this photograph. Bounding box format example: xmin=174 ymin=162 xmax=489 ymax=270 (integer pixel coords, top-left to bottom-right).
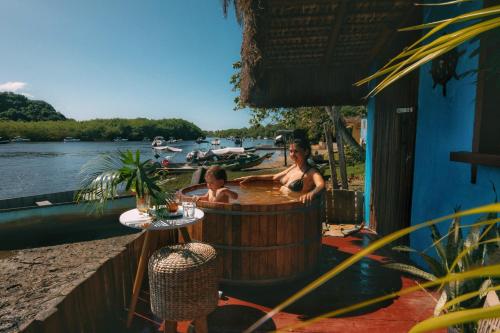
xmin=206 ymin=165 xmax=227 ymax=182
xmin=292 ymin=129 xmax=311 ymax=158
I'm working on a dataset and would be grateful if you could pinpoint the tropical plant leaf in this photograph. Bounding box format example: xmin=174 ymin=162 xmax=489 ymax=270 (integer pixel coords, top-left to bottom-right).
xmin=434 ymin=291 xmax=448 ymax=317
xmin=76 ymin=149 xmax=165 ymax=214
xmin=446 ymin=207 xmax=463 ymax=268
xmin=414 ymin=0 xmax=474 ymax=6
xmin=244 ymin=205 xmax=500 ymax=333
xmin=356 ymin=7 xmax=500 ymax=97
xmin=384 ymin=263 xmax=438 ymax=281
xmin=408 ymin=304 xmax=500 ymax=333
xmin=392 ymin=245 xmax=417 ymax=252
xmin=429 ymin=225 xmax=449 ymax=269
xmin=368 ymin=19 xmax=500 ymax=97
xmin=272 ymin=265 xmax=500 ymax=333
xmin=398 ymin=5 xmax=500 ymax=33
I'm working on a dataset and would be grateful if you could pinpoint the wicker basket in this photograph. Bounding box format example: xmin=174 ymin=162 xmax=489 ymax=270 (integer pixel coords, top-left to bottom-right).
xmin=148 ymin=242 xmax=218 ymax=321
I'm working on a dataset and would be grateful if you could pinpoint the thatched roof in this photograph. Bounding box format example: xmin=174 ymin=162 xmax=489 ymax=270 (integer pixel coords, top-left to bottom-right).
xmin=239 ymin=0 xmax=419 ymax=108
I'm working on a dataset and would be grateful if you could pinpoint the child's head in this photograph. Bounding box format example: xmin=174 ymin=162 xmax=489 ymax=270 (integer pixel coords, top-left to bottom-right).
xmin=205 ymin=166 xmax=227 ymax=191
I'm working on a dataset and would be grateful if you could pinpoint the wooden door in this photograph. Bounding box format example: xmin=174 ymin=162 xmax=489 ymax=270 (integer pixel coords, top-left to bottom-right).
xmin=370 ymin=74 xmax=418 ymax=237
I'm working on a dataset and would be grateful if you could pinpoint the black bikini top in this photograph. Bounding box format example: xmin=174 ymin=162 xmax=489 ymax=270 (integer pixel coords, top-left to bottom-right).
xmin=287 ymin=166 xmax=310 ymax=192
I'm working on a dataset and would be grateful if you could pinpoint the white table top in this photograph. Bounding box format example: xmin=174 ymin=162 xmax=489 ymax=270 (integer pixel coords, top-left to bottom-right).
xmin=119 ymin=207 xmax=204 ymax=231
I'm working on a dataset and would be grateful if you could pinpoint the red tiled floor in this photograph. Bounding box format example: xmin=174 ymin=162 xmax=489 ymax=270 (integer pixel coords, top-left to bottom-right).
xmin=125 ymin=230 xmax=445 ymax=333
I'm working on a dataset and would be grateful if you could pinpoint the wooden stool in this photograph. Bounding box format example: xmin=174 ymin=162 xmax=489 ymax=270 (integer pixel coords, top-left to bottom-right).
xmin=148 ymin=242 xmax=218 ymax=333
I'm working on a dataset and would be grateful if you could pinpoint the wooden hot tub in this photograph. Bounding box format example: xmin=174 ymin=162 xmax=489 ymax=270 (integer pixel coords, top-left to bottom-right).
xmin=180 ymin=182 xmax=324 ymax=285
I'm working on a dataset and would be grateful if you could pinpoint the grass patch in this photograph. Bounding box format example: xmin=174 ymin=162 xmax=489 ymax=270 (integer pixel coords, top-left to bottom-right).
xmin=323 ymin=163 xmax=365 ymax=178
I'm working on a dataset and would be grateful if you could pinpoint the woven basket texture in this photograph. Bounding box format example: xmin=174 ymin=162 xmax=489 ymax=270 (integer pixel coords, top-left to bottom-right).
xmin=148 ymin=242 xmax=218 ymax=321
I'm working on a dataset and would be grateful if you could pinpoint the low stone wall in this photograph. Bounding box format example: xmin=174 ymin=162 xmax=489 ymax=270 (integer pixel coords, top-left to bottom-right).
xmin=0 ymin=230 xmax=177 ymax=333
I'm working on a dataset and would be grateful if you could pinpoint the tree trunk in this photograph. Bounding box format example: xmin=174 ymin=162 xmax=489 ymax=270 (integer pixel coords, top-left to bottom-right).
xmin=326 ymin=106 xmax=348 ymax=189
xmin=325 ymin=106 xmax=365 ymax=155
xmin=323 ymin=123 xmax=339 ymax=190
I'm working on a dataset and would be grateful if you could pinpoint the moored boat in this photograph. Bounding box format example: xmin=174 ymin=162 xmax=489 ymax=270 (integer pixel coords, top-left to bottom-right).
xmin=217 ymin=152 xmax=273 ymax=171
xmin=210 ymin=138 xmax=221 ymax=145
xmin=152 ymin=136 xmax=167 ymax=147
xmin=113 ymin=137 xmax=128 ymax=142
xmin=10 ymin=136 xmax=30 ymax=142
xmin=63 ymin=137 xmax=80 ymax=142
xmin=0 ymin=137 xmax=10 ymax=144
xmin=152 ymin=145 xmax=183 ymax=153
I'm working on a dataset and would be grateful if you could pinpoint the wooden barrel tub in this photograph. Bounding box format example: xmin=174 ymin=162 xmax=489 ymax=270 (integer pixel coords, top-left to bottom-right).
xmin=180 ymin=182 xmax=325 ymax=286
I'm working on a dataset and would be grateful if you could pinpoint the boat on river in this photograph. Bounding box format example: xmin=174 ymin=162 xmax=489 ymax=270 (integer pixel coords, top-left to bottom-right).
xmin=222 ymin=152 xmax=273 ymax=171
xmin=0 ymin=137 xmax=10 ymax=144
xmin=113 ymin=137 xmax=128 ymax=142
xmin=63 ymin=137 xmax=80 ymax=142
xmin=10 ymin=136 xmax=30 ymax=142
xmin=210 ymin=138 xmax=221 ymax=145
xmin=152 ymin=136 xmax=167 ymax=147
xmin=152 ymin=145 xmax=182 ymax=153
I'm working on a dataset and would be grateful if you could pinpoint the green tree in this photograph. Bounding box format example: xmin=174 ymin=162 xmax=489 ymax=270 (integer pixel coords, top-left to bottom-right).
xmin=0 ymin=92 xmax=66 ymax=121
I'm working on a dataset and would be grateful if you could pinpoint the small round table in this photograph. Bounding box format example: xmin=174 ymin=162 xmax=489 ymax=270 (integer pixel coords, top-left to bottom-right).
xmin=120 ymin=208 xmax=205 ymax=328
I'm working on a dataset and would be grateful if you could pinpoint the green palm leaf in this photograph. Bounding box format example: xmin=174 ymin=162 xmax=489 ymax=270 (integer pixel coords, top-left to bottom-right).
xmin=355 ymin=4 xmax=500 ymax=97
xmin=384 ymin=263 xmax=438 ymax=281
xmin=76 ymin=149 xmax=165 ymax=213
xmin=408 ymin=304 xmax=500 ymax=333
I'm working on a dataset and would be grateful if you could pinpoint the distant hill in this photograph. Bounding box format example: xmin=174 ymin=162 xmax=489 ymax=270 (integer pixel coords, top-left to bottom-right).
xmin=0 ymin=92 xmax=67 ymax=121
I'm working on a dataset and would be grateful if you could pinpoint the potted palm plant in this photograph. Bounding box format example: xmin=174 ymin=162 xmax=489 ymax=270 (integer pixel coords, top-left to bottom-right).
xmin=76 ymin=149 xmax=173 ymax=213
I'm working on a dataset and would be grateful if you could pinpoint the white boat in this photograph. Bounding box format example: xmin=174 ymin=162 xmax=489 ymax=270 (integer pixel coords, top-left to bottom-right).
xmin=211 ymin=138 xmax=221 ymax=145
xmin=113 ymin=137 xmax=128 ymax=142
xmin=152 ymin=136 xmax=167 ymax=147
xmin=63 ymin=137 xmax=80 ymax=142
xmin=152 ymin=146 xmax=183 ymax=153
xmin=11 ymin=136 xmax=30 ymax=142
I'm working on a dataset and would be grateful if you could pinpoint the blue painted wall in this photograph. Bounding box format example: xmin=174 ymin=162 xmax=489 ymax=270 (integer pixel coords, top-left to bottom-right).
xmin=410 ymin=0 xmax=500 ymax=261
xmin=364 ymin=97 xmax=375 ymax=224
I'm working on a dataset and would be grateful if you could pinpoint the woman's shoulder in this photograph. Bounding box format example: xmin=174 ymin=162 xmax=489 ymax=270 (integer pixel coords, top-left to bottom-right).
xmin=306 ymin=165 xmax=322 ymax=176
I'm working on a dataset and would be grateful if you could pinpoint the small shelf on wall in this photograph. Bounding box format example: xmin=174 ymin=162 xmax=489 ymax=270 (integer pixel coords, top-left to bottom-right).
xmin=450 ymin=151 xmax=500 ymax=184
xmin=450 ymin=151 xmax=500 ymax=167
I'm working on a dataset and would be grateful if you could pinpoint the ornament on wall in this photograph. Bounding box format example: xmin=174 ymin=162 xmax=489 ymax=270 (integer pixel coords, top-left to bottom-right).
xmin=430 ymin=46 xmax=461 ymax=97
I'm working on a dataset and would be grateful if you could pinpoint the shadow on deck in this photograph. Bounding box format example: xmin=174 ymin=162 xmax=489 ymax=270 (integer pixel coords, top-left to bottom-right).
xmin=125 ymin=231 xmax=441 ymax=333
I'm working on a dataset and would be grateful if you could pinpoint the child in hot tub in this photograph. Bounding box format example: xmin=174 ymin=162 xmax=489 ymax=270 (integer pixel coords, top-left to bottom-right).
xmin=196 ymin=166 xmax=238 ymax=203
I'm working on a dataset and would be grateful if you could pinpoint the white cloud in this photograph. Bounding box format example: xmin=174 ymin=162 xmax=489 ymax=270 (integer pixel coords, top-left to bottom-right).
xmin=0 ymin=81 xmax=27 ymax=92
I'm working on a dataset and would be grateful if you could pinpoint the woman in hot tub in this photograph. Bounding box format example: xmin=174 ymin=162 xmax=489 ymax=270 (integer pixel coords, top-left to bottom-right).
xmin=235 ymin=132 xmax=325 ymax=204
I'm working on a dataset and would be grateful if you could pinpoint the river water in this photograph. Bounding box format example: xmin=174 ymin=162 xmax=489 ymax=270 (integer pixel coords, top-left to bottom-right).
xmin=0 ymin=138 xmax=278 ymax=200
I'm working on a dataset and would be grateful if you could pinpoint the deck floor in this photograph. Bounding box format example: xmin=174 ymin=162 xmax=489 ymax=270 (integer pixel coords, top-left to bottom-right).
xmin=125 ymin=230 xmax=444 ymax=333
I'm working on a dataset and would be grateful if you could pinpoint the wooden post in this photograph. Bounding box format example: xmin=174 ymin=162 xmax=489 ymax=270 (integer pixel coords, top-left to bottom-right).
xmin=323 ymin=122 xmax=339 ymax=190
xmin=332 ymin=106 xmax=349 ymax=189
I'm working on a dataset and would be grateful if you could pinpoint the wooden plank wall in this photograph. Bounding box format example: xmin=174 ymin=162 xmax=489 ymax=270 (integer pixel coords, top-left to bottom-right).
xmin=326 ymin=189 xmax=364 ymax=224
xmin=19 ymin=230 xmax=177 ymax=333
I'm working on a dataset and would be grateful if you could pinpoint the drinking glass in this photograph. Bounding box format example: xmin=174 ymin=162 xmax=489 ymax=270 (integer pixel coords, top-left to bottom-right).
xmin=136 ymin=193 xmax=150 ymax=216
xmin=182 ymin=200 xmax=196 ymax=219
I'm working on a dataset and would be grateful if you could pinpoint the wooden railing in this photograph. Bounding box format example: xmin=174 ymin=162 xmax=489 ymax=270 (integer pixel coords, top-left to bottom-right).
xmin=325 ymin=189 xmax=364 ymax=224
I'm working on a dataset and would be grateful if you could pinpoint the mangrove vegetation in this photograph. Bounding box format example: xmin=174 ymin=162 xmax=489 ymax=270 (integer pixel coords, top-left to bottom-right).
xmin=0 ymin=118 xmax=204 ymax=142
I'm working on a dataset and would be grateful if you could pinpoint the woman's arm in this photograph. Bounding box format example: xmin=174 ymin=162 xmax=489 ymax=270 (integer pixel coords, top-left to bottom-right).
xmin=299 ymin=171 xmax=325 ymax=204
xmin=235 ymin=165 xmax=295 ymax=183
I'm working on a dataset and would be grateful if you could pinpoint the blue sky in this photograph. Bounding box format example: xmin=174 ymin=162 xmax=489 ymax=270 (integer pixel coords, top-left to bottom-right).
xmin=0 ymin=0 xmax=250 ymax=130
